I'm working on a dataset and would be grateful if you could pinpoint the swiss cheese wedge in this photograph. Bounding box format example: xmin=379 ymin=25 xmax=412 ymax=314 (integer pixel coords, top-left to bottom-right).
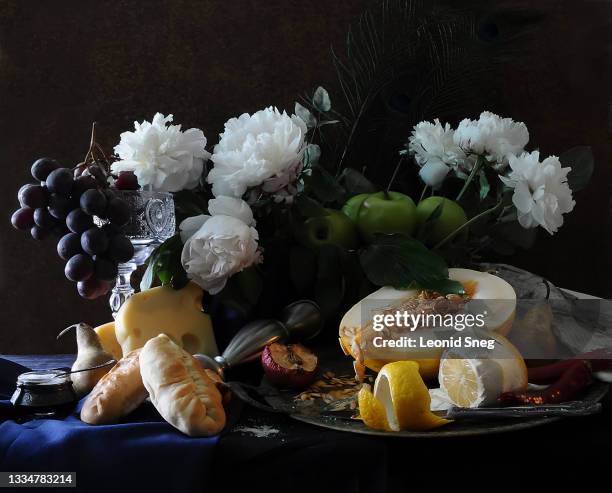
xmin=115 ymin=282 xmax=218 ymax=356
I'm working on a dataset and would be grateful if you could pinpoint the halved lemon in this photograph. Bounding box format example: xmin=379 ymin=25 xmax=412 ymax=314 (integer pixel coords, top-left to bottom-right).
xmin=438 ymin=332 xmax=527 ymax=408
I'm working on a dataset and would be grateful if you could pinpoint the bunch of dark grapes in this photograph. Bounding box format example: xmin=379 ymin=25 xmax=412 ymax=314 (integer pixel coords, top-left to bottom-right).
xmin=11 ymin=158 xmax=136 ymax=299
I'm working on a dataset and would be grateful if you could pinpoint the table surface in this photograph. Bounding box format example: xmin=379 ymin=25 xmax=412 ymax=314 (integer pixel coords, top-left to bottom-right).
xmin=3 ymin=353 xmax=611 ymax=491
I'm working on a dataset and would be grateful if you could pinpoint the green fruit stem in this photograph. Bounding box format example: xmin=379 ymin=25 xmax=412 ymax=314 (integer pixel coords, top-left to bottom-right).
xmin=455 ymin=155 xmax=485 ymax=202
xmin=433 ymin=199 xmax=504 ymax=250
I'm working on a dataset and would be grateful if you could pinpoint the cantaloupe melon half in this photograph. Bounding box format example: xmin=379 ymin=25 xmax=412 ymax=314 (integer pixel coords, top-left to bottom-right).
xmin=339 ymin=268 xmax=517 ymax=380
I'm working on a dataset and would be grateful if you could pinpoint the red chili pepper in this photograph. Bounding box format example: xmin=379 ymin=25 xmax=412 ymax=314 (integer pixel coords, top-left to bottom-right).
xmin=527 ymin=350 xmax=612 ymax=385
xmin=500 ymin=360 xmax=593 ymax=406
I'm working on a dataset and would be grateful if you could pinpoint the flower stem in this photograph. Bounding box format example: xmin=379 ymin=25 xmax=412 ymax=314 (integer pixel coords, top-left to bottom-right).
xmin=433 ymin=199 xmax=504 ymax=250
xmin=386 ymin=155 xmax=405 ymax=193
xmin=456 ymin=155 xmax=484 ymax=202
xmin=419 ymin=184 xmax=428 ymax=203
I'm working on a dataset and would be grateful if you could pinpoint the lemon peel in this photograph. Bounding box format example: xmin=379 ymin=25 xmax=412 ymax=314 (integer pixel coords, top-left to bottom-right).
xmin=358 ymin=361 xmax=451 ymax=432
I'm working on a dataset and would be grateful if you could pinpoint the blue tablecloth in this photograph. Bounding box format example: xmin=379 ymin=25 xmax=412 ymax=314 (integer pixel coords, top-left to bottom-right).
xmin=0 ymin=356 xmax=219 ymax=493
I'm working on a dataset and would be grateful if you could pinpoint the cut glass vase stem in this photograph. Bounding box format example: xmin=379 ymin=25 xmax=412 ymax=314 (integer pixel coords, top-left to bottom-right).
xmin=106 ymin=189 xmax=176 ymax=317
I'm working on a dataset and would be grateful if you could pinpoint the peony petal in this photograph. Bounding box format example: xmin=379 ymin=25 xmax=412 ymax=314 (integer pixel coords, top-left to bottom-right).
xmin=179 ymin=215 xmax=210 ymax=243
xmin=418 ymin=160 xmax=450 ymax=188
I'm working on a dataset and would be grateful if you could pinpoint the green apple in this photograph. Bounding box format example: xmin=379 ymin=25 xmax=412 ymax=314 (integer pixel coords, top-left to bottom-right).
xmin=416 ymin=196 xmax=468 ymax=244
xmin=341 ymin=193 xmax=369 ymax=223
xmin=350 ymin=191 xmax=417 ymax=242
xmin=300 ymin=209 xmax=359 ymax=250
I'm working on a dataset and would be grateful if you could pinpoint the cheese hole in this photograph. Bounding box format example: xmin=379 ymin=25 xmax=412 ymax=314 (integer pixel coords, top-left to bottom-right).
xmin=182 ymin=333 xmax=200 ymax=354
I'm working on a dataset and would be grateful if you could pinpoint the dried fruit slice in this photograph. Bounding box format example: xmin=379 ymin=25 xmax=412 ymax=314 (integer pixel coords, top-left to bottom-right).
xmin=262 ymin=343 xmax=318 ymax=389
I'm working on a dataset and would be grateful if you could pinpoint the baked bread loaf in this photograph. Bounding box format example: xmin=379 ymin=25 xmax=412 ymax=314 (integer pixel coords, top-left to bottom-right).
xmin=140 ymin=334 xmax=226 ymax=437
xmin=80 ymin=349 xmax=147 ymax=424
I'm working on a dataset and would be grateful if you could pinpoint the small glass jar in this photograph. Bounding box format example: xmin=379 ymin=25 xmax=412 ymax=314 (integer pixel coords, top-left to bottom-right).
xmin=10 ymin=369 xmax=78 ymax=419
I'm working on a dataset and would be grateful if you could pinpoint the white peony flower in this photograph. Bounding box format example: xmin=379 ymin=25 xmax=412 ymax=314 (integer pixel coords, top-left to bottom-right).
xmin=113 ymin=113 xmax=209 ymax=192
xmin=500 ymin=151 xmax=575 ymax=234
xmin=454 ymin=111 xmax=529 ymax=164
xmin=179 ymin=198 xmax=259 ymax=294
xmin=207 ymin=106 xmax=307 ymax=198
xmin=408 ymin=119 xmax=465 ymax=188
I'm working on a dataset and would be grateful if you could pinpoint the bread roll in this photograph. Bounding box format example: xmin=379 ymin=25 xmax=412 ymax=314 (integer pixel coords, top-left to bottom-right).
xmin=140 ymin=334 xmax=226 ymax=437
xmin=80 ymin=349 xmax=147 ymax=424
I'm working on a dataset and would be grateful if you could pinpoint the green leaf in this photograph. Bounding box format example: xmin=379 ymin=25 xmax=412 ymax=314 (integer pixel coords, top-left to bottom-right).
xmin=235 ymin=267 xmax=263 ymax=306
xmin=359 ymin=233 xmax=459 ymax=293
xmin=140 ymin=254 xmax=158 ymax=291
xmin=338 ymin=168 xmax=377 ymax=195
xmin=295 ymin=102 xmax=317 ymax=128
xmin=140 ymin=234 xmax=187 ymax=290
xmin=478 ymin=170 xmax=490 ymax=200
xmin=418 ymin=278 xmax=465 ymax=295
xmin=559 ymin=146 xmax=594 ymax=192
xmin=294 ymin=194 xmax=327 ymax=218
xmin=312 ymin=86 xmax=332 ymax=112
xmin=314 ymin=245 xmax=345 ymax=319
xmin=172 ymin=190 xmax=209 ymax=218
xmin=303 ymin=165 xmax=345 ymax=203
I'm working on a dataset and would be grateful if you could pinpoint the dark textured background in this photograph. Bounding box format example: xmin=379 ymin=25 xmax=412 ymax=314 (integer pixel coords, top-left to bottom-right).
xmin=0 ymin=0 xmax=610 ymax=353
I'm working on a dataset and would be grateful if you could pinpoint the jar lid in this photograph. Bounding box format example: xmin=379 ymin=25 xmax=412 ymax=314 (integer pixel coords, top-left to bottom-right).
xmin=16 ymin=369 xmax=70 ymax=387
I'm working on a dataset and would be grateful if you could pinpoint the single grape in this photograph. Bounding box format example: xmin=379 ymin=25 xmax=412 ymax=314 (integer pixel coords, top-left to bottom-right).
xmin=66 ymin=208 xmax=93 ymax=234
xmin=72 ymin=175 xmax=97 ymax=198
xmin=73 ymin=162 xmax=87 ymax=178
xmin=57 ymin=232 xmax=83 ymax=260
xmin=81 ymin=226 xmax=109 ymax=255
xmin=30 ymin=225 xmax=49 ymax=240
xmin=77 ymin=278 xmax=110 ymax=299
xmin=108 ymin=234 xmax=134 ymax=263
xmin=80 ymin=189 xmax=107 ymax=217
xmin=114 ymin=171 xmax=139 ymax=190
xmin=48 ymin=193 xmax=72 ymax=219
xmin=11 ymin=207 xmax=35 ymax=230
xmin=65 ymin=253 xmax=94 ymax=282
xmin=94 ymin=256 xmax=118 ymax=281
xmin=19 ymin=184 xmax=48 ymax=209
xmin=31 ymin=158 xmax=60 ymax=182
xmin=83 ymin=165 xmax=108 ymax=187
xmin=33 ymin=207 xmax=58 ymax=229
xmin=46 ymin=168 xmax=74 ymax=195
xmin=106 ymin=197 xmax=130 ymax=226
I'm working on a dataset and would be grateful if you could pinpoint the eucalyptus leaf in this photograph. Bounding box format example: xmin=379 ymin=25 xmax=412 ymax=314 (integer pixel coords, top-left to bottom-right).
xmin=312 ymin=86 xmax=332 ymax=112
xmin=295 ymin=102 xmax=317 ymax=128
xmin=303 ymin=144 xmax=321 ymax=169
xmin=359 ymin=233 xmax=461 ymax=294
xmin=559 ymin=146 xmax=594 ymax=192
xmin=479 ymin=170 xmax=490 ymax=200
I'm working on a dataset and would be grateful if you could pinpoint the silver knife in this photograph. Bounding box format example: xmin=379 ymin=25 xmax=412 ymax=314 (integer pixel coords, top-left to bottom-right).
xmin=439 ymin=400 xmax=602 ymax=419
